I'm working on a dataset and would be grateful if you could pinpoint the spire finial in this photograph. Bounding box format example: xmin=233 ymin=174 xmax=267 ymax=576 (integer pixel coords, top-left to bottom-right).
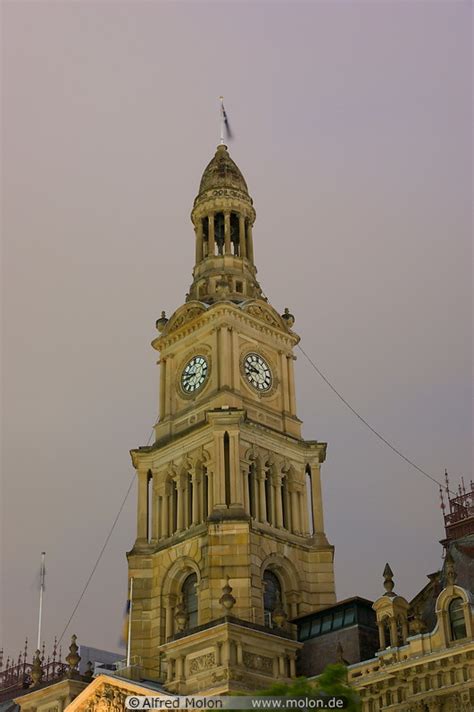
xmin=383 ymin=563 xmax=395 ymax=595
xmin=65 ymin=634 xmax=81 ymax=678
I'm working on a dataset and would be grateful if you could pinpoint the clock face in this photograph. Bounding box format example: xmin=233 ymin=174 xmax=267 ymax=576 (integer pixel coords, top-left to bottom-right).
xmin=243 ymin=353 xmax=272 ymax=392
xmin=181 ymin=355 xmax=209 ymax=394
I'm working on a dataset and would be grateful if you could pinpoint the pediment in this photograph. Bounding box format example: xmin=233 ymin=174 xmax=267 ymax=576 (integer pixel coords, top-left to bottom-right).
xmin=164 ymin=302 xmax=208 ymax=335
xmin=66 ymin=674 xmax=168 ymax=712
xmin=240 ymin=301 xmax=286 ymax=330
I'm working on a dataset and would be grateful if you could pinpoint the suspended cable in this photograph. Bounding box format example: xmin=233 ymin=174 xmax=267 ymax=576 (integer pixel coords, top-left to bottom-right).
xmin=58 ymin=428 xmax=155 ymax=644
xmin=297 ymin=344 xmax=453 ymax=494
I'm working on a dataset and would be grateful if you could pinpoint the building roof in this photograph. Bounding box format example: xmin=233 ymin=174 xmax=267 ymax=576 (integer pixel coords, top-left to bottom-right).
xmin=291 ymin=596 xmax=375 ymax=623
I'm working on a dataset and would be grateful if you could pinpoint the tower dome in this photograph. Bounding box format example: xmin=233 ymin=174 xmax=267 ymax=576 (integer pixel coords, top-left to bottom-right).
xmin=198 ymin=144 xmax=249 ymax=196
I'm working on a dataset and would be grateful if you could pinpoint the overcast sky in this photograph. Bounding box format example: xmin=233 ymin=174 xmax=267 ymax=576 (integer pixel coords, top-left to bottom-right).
xmin=2 ymin=1 xmax=472 ymax=659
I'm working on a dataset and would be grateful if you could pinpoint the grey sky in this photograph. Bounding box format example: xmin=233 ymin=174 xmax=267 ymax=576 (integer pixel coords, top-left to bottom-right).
xmin=2 ymin=1 xmax=472 ymax=658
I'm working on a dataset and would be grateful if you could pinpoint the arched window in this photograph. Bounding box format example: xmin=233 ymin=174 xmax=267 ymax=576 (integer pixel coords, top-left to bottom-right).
xmin=182 ymin=573 xmax=198 ymax=629
xmin=263 ymin=570 xmax=282 ymax=627
xmin=449 ymin=597 xmax=467 ymax=640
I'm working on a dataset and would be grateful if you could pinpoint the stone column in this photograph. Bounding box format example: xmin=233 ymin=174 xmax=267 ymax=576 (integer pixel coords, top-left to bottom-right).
xmin=170 ymin=485 xmax=177 ymax=534
xmin=239 ymin=215 xmax=247 ymax=258
xmin=258 ymin=469 xmax=267 ymax=523
xmin=177 ymin=482 xmax=185 ymax=531
xmin=192 ymin=473 xmax=200 ymax=524
xmin=159 ymin=359 xmax=166 ymax=419
xmin=207 ymin=470 xmax=214 ymax=514
xmin=165 ymin=355 xmax=174 ymax=417
xmin=390 ymin=618 xmax=398 ymax=647
xmin=402 ymin=619 xmax=409 ymax=643
xmin=274 ymin=474 xmax=284 ymax=528
xmin=153 ymin=488 xmax=161 ymax=541
xmin=298 ymin=489 xmax=307 ymax=536
xmin=231 ymin=328 xmax=240 ymax=390
xmin=208 ymin=213 xmax=215 ymax=256
xmin=224 ymin=212 xmax=231 ymax=255
xmin=165 ymin=596 xmax=176 ymax=639
xmin=213 ymin=433 xmax=226 ymax=509
xmin=218 ymin=326 xmax=232 ymax=388
xmin=310 ymin=464 xmax=325 ymax=534
xmin=161 ymin=489 xmax=169 ymax=538
xmin=229 ymin=431 xmax=244 ymax=508
xmin=289 ymin=655 xmax=296 ymax=677
xmin=267 ymin=476 xmax=275 ymax=527
xmin=280 ymin=352 xmax=290 ymax=413
xmin=287 ymin=354 xmax=296 ymax=415
xmin=176 ymin=656 xmax=184 ymax=681
xmin=282 ymin=480 xmax=291 ymax=530
xmin=136 ymin=469 xmax=148 ymax=542
xmin=247 ymin=222 xmax=254 ymax=262
xmin=166 ymin=657 xmax=174 ymax=683
xmin=242 ymin=465 xmax=250 ymax=514
xmin=290 ymin=486 xmax=300 ymax=533
xmin=377 ymin=621 xmax=386 ymax=649
xmin=195 ymin=221 xmax=203 ymax=263
xmin=236 ymin=642 xmax=243 ymax=665
xmin=251 ymin=465 xmax=259 ymax=519
xmin=221 ymin=640 xmax=231 ymax=665
xmin=278 ymin=656 xmax=286 ymax=676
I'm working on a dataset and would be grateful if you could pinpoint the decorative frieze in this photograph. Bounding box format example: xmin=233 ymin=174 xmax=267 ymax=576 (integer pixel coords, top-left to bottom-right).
xmin=242 ymin=652 xmax=273 ymax=675
xmin=189 ymin=653 xmax=216 ymax=675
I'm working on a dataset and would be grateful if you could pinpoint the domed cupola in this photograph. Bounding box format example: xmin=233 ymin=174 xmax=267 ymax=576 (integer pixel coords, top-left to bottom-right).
xmin=198 ymin=144 xmax=249 ymax=195
xmin=188 ymin=145 xmax=262 ymax=305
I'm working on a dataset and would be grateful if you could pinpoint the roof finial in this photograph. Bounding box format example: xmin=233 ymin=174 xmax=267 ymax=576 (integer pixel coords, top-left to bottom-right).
xmin=383 ymin=563 xmax=395 ymax=596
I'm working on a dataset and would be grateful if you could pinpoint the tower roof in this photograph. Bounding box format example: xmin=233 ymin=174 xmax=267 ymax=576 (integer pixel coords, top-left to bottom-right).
xmin=198 ymin=144 xmax=248 ymax=195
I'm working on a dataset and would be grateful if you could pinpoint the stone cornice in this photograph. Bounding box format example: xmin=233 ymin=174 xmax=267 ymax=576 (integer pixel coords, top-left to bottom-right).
xmin=153 ymin=301 xmax=299 ymax=352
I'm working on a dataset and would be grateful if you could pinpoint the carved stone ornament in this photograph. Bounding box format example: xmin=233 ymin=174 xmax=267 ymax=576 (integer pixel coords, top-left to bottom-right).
xmin=244 ymin=303 xmax=281 ymax=328
xmin=219 ymin=576 xmax=236 ymax=612
xmin=242 ymin=651 xmax=273 ymax=675
xmin=211 ymin=668 xmax=229 ymax=683
xmin=166 ymin=305 xmax=206 ymax=334
xmin=189 ymin=652 xmax=216 ymax=675
xmin=30 ymin=649 xmax=43 ymax=687
xmin=83 ymin=684 xmax=127 ymax=712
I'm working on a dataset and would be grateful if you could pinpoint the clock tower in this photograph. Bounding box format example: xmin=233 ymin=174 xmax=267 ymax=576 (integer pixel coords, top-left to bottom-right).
xmin=128 ymin=144 xmax=336 ymax=693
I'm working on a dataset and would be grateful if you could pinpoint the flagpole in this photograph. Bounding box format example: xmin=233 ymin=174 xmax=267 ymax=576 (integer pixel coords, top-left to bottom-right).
xmin=126 ymin=577 xmax=134 ymax=667
xmin=37 ymin=552 xmax=46 ymax=650
xmin=219 ymin=96 xmax=225 ymax=145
